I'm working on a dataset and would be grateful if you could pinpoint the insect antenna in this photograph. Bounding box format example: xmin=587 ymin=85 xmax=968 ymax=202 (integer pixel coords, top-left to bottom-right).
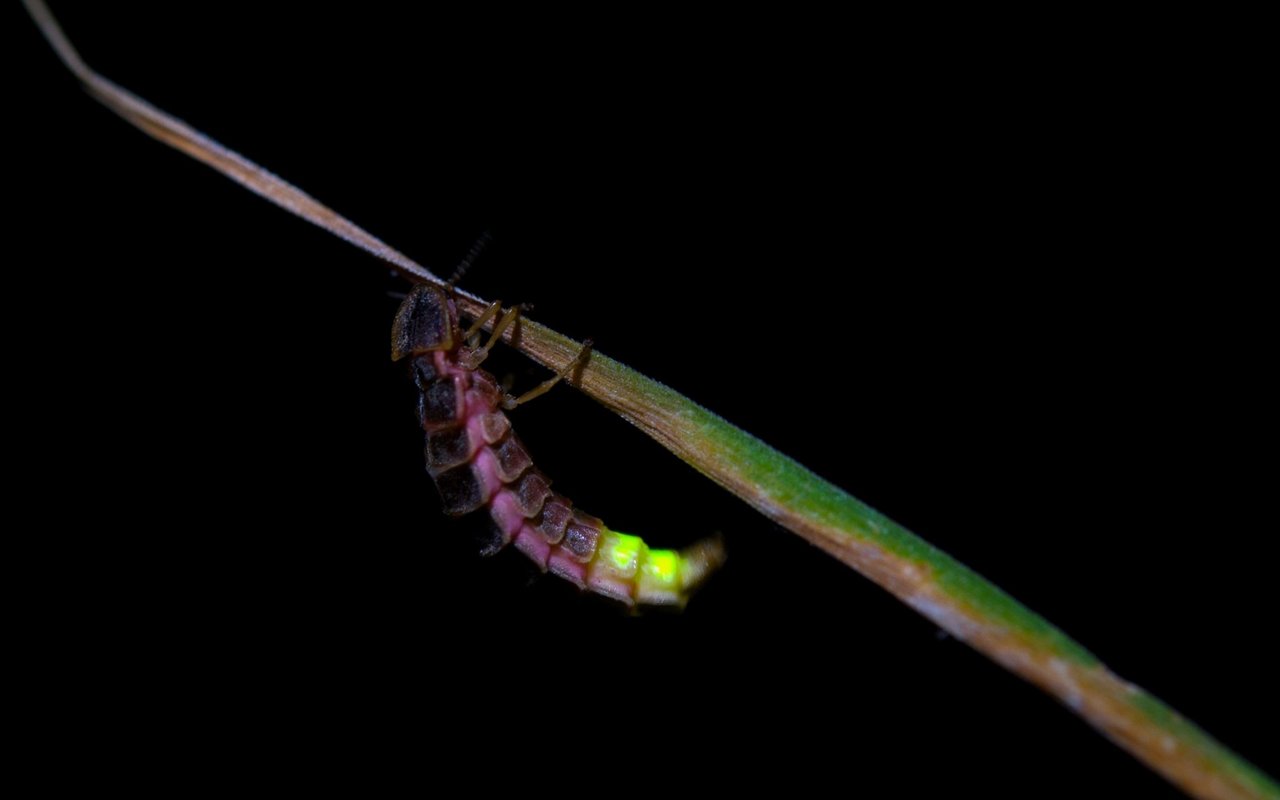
xmin=447 ymin=230 xmax=494 ymax=291
xmin=386 ymin=272 xmax=410 ymax=301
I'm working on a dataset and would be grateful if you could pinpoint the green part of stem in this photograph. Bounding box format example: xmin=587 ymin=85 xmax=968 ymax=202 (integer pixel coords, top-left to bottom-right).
xmin=1129 ymin=691 xmax=1279 ymax=799
xmin=599 ymin=348 xmax=1098 ymax=665
xmin=587 ymin=346 xmax=1277 ymax=799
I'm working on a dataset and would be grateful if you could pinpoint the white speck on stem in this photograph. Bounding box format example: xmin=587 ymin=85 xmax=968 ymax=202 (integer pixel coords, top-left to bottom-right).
xmin=1050 ymin=658 xmax=1084 ymax=711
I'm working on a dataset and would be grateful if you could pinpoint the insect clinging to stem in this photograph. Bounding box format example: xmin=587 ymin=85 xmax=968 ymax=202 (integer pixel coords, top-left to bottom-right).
xmin=17 ymin=0 xmax=725 ymax=608
xmin=392 ymin=282 xmax=724 ymax=606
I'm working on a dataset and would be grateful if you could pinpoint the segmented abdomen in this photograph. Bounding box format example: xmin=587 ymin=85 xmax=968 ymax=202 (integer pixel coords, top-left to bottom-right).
xmin=413 ymin=349 xmax=721 ymax=607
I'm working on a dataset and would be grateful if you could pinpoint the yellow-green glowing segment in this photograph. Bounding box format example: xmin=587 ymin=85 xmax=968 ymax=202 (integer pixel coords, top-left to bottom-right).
xmin=606 ymin=531 xmax=645 ymax=573
xmin=635 ymin=548 xmax=683 ymax=605
xmin=644 ymin=550 xmax=680 ymax=586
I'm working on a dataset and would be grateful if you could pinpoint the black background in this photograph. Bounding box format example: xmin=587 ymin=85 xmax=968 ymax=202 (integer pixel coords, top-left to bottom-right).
xmin=12 ymin=4 xmax=1274 ymax=795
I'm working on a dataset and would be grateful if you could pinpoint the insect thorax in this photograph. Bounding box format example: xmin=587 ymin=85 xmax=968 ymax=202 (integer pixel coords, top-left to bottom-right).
xmin=391 ymin=285 xmax=460 ymax=360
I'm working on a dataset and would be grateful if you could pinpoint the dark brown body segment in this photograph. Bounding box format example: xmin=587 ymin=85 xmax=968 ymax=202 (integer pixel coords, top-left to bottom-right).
xmin=420 ymin=379 xmax=460 ymax=430
xmin=432 ymin=462 xmax=486 ymax=516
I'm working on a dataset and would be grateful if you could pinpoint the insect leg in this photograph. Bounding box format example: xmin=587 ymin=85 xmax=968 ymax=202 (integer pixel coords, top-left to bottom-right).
xmin=503 ymin=339 xmax=594 ymax=409
xmin=463 ymin=300 xmax=503 ymax=347
xmin=463 ymin=304 xmax=525 ymax=369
